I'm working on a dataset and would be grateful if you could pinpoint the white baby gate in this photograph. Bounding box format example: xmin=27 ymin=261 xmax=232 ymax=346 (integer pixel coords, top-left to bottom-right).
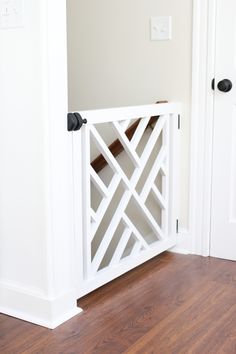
xmin=71 ymin=103 xmax=181 ymax=298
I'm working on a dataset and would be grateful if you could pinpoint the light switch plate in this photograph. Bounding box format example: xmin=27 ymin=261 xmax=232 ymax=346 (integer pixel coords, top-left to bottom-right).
xmin=150 ymin=16 xmax=172 ymax=41
xmin=0 ymin=0 xmax=24 ymax=29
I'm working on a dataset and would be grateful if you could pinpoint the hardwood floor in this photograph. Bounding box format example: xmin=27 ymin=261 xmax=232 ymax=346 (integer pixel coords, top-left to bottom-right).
xmin=0 ymin=252 xmax=236 ymax=353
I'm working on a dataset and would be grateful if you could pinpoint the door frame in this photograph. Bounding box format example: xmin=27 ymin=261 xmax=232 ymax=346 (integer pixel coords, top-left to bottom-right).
xmin=63 ymin=0 xmax=217 ymax=258
xmin=190 ymin=0 xmax=217 ymax=256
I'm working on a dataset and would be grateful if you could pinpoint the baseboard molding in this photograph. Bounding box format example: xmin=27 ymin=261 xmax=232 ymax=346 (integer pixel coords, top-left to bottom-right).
xmin=0 ymin=281 xmax=82 ymax=329
xmin=169 ymin=228 xmax=192 ymax=255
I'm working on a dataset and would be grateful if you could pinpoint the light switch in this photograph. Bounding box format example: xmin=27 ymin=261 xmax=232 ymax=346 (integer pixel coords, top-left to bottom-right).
xmin=150 ymin=16 xmax=172 ymax=41
xmin=0 ymin=0 xmax=24 ymax=29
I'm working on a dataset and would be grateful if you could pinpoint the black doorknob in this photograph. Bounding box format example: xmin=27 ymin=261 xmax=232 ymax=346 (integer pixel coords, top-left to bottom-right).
xmin=217 ymin=79 xmax=233 ymax=92
xmin=67 ymin=112 xmax=87 ymax=131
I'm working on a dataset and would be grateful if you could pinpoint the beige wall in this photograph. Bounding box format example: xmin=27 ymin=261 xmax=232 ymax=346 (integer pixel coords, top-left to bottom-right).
xmin=67 ymin=0 xmax=193 ymax=228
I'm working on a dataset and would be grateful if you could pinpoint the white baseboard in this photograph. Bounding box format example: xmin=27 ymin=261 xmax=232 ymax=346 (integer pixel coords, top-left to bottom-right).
xmin=169 ymin=228 xmax=192 ymax=255
xmin=0 ymin=281 xmax=82 ymax=329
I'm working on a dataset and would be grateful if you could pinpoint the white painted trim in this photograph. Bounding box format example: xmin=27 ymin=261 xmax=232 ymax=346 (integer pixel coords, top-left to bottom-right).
xmin=40 ymin=0 xmax=83 ymax=325
xmin=170 ymin=228 xmax=192 ymax=255
xmin=0 ymin=0 xmax=82 ymax=328
xmin=0 ymin=281 xmax=82 ymax=329
xmin=190 ymin=0 xmax=216 ymax=256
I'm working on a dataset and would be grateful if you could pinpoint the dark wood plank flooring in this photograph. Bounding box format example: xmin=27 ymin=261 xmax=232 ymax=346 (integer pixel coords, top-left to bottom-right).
xmin=1 ymin=252 xmax=236 ymax=353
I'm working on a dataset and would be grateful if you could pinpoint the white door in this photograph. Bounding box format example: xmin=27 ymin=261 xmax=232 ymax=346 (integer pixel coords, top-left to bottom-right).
xmin=211 ymin=0 xmax=236 ymax=260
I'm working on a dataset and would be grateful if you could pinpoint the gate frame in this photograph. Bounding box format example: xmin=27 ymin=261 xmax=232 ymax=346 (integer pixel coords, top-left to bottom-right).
xmin=72 ymin=104 xmax=181 ymax=298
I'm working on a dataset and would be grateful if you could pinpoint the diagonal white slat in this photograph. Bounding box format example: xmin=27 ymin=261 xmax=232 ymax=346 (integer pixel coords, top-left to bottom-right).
xmin=131 ymin=117 xmax=151 ymax=149
xmin=112 ymin=121 xmax=141 ymax=168
xmin=91 ymin=189 xmax=132 ymax=273
xmin=140 ymin=146 xmax=167 ymax=202
xmin=130 ymin=241 xmax=142 ymax=257
xmin=90 ymin=125 xmax=131 ymax=188
xmin=151 ymin=185 xmax=167 ymax=210
xmin=132 ymin=191 xmax=165 ymax=240
xmin=120 ymin=119 xmax=132 ymax=132
xmin=139 ymin=115 xmax=167 ymax=166
xmin=110 ymin=227 xmax=132 ymax=266
xmin=91 ymin=173 xmax=121 ymax=238
xmin=122 ymin=214 xmax=149 ymax=249
xmin=90 ymin=208 xmax=97 ymax=222
xmin=160 ymin=164 xmax=167 ymax=176
xmin=128 ymin=115 xmax=168 ymax=189
xmin=90 ymin=166 xmax=109 ymax=198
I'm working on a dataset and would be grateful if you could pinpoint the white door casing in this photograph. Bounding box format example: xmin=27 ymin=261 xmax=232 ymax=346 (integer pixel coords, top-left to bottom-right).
xmin=190 ymin=0 xmax=217 ymax=256
xmin=210 ymin=0 xmax=236 ymax=260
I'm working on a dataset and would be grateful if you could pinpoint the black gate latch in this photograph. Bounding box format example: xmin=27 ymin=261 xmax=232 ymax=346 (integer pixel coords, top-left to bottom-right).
xmin=67 ymin=112 xmax=87 ymax=131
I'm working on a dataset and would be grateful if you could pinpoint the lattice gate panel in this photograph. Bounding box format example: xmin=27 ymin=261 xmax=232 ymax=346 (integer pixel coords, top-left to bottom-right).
xmin=73 ymin=104 xmax=180 ymax=297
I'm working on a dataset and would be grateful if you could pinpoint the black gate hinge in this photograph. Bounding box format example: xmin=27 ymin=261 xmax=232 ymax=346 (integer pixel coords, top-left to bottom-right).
xmin=212 ymin=78 xmax=215 ymax=91
xmin=67 ymin=112 xmax=87 ymax=132
xmin=176 ymin=219 xmax=179 ymax=234
xmin=178 ymin=115 xmax=181 ymax=130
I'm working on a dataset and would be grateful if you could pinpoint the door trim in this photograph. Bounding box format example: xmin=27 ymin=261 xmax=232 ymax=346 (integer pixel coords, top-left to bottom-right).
xmin=190 ymin=0 xmax=217 ymax=256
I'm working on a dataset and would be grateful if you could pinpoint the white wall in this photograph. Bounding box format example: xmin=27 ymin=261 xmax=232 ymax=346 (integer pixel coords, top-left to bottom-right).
xmin=0 ymin=0 xmax=81 ymax=328
xmin=0 ymin=0 xmax=46 ymax=293
xmin=67 ymin=0 xmax=193 ymax=228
